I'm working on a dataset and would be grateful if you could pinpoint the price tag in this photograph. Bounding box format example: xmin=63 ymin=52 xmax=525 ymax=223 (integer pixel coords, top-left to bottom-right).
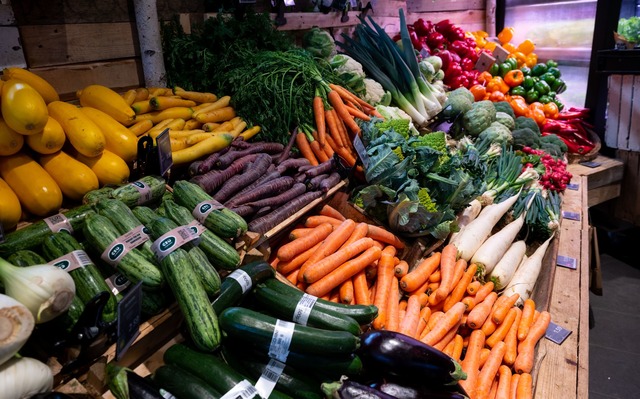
xmin=156 ymin=128 xmax=173 ymax=177
xmin=474 ymin=51 xmax=496 ymax=72
xmin=562 ymin=211 xmax=581 ymax=221
xmin=116 ymin=281 xmax=143 ymax=361
xmin=492 ymin=44 xmax=510 ymax=63
xmin=579 ymin=160 xmax=601 ymax=168
xmin=105 ymin=272 xmax=131 ymax=296
xmin=268 ymin=319 xmax=295 ymax=363
xmin=567 ymin=183 xmax=579 ymax=191
xmin=419 ymin=48 xmax=430 ymax=60
xmin=556 ymin=255 xmax=577 ymax=270
xmin=220 ymin=380 xmax=259 ymax=399
xmin=545 ymin=321 xmax=572 ymax=344
xmin=352 ymin=135 xmax=370 ymax=169
xmin=254 ymin=359 xmax=286 ymax=399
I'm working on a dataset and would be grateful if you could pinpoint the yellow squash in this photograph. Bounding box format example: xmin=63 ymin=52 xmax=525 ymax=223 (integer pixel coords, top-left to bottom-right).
xmin=0 ymin=117 xmax=24 ymax=156
xmin=1 ymin=79 xmax=49 ymax=135
xmin=0 ymin=176 xmax=22 ymax=230
xmin=47 ymin=101 xmax=105 ymax=157
xmin=76 ymin=149 xmax=130 ymax=186
xmin=25 ymin=116 xmax=66 ymax=154
xmin=2 ymin=67 xmax=60 ymax=104
xmin=40 ymin=150 xmax=99 ymax=202
xmin=81 ymin=107 xmax=138 ymax=163
xmin=171 ymin=133 xmax=233 ymax=166
xmin=77 ymin=84 xmax=136 ymax=126
xmin=0 ymin=152 xmax=62 ymax=217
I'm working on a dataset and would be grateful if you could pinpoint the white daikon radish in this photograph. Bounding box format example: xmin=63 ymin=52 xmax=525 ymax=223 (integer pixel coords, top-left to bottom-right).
xmin=449 ymin=198 xmax=482 ymax=243
xmin=0 ymin=294 xmax=35 ymax=366
xmin=487 ymin=240 xmax=527 ymax=290
xmin=0 ymin=356 xmax=53 ymax=399
xmin=471 ymin=212 xmax=526 ymax=276
xmin=450 ymin=191 xmax=520 ymax=261
xmin=502 ymin=234 xmax=555 ymax=307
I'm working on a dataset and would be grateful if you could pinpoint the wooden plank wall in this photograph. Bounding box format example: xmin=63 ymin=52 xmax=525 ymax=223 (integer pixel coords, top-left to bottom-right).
xmin=5 ymin=0 xmax=488 ymax=100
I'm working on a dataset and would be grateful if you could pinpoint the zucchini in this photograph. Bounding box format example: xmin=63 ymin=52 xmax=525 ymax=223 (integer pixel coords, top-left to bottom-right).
xmin=41 ymin=231 xmax=118 ymax=322
xmin=211 ymin=261 xmax=274 ymax=315
xmin=7 ymin=249 xmax=47 ymax=267
xmin=95 ymin=198 xmax=155 ymax=263
xmin=219 ymin=307 xmax=361 ymax=356
xmin=141 ymin=288 xmax=172 ymax=318
xmin=82 ymin=186 xmax=115 ymax=205
xmin=252 ymin=282 xmax=361 ymax=335
xmin=172 ymin=180 xmax=248 ymax=239
xmin=110 ymin=175 xmax=166 ymax=208
xmin=131 ymin=205 xmax=159 ymax=225
xmin=163 ymin=343 xmax=293 ymax=399
xmin=82 ymin=213 xmax=164 ymax=291
xmin=159 ymin=199 xmax=240 ymax=270
xmin=262 ymin=277 xmax=378 ymax=325
xmin=152 ymin=364 xmax=221 ymax=399
xmin=0 ymin=205 xmax=95 ymax=255
xmin=146 ymin=216 xmax=221 ymax=352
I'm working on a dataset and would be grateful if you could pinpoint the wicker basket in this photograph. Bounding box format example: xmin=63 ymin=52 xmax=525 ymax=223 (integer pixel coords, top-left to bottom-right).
xmin=567 ymin=127 xmax=601 ymax=164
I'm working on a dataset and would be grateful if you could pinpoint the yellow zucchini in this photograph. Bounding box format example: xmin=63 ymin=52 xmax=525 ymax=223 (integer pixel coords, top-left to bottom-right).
xmin=194 ymin=106 xmax=236 ymax=124
xmin=0 ymin=176 xmax=22 ymax=230
xmin=76 ymin=149 xmax=130 ymax=186
xmin=81 ymin=106 xmax=138 ymax=163
xmin=133 ymin=107 xmax=194 ymax=124
xmin=1 ymin=79 xmax=49 ymax=135
xmin=128 ymin=119 xmax=154 ymax=137
xmin=0 ymin=152 xmax=62 ymax=217
xmin=172 ymin=133 xmax=234 ymax=165
xmin=25 ymin=116 xmax=66 ymax=155
xmin=77 ymin=84 xmax=136 ymax=126
xmin=47 ymin=101 xmax=106 ymax=157
xmin=40 ymin=150 xmax=100 ymax=202
xmin=0 ymin=117 xmax=24 ymax=156
xmin=2 ymin=67 xmax=60 ymax=104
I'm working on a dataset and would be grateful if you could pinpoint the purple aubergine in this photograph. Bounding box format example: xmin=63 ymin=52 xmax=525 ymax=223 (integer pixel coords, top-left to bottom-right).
xmin=322 ymin=379 xmax=399 ymax=399
xmin=373 ymin=380 xmax=470 ymax=399
xmin=357 ymin=330 xmax=467 ymax=385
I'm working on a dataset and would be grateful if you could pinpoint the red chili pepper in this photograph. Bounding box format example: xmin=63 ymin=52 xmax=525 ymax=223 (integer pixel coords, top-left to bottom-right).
xmin=556 ymin=135 xmax=594 ymax=154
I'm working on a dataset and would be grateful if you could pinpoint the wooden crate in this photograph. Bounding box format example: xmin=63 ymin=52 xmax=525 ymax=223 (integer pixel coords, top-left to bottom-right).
xmin=605 ymin=74 xmax=640 ymax=152
xmin=612 ymin=149 xmax=640 ymax=225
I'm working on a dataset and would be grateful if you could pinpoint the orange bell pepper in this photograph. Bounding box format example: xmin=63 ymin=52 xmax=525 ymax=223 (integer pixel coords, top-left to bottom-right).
xmin=542 ymin=102 xmax=560 ymax=119
xmin=525 ymin=53 xmax=538 ymax=68
xmin=475 ymin=30 xmax=489 ymax=38
xmin=517 ymin=39 xmax=535 ymax=55
xmin=484 ymin=41 xmax=498 ymax=52
xmin=477 ymin=71 xmax=493 ymax=84
xmin=503 ymin=69 xmax=525 ymax=87
xmin=487 ymin=76 xmax=510 ymax=94
xmin=510 ymin=96 xmax=531 ymax=117
xmin=497 ymin=27 xmax=515 ymax=44
xmin=476 ymin=37 xmax=488 ymax=48
xmin=502 ymin=42 xmax=517 ymax=53
xmin=469 ymin=84 xmax=487 ymax=102
xmin=489 ymin=91 xmax=506 ymax=102
xmin=529 ymin=102 xmax=547 ymax=126
xmin=511 ymin=51 xmax=527 ymax=67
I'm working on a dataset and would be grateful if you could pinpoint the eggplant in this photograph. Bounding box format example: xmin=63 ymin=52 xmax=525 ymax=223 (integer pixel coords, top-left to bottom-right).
xmin=373 ymin=380 xmax=470 ymax=399
xmin=357 ymin=330 xmax=466 ymax=386
xmin=322 ymin=378 xmax=399 ymax=399
xmin=126 ymin=370 xmax=165 ymax=399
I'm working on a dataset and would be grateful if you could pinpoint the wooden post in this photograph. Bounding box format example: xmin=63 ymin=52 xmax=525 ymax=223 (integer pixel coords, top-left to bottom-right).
xmin=132 ymin=0 xmax=167 ymax=88
xmin=485 ymin=0 xmax=497 ymax=36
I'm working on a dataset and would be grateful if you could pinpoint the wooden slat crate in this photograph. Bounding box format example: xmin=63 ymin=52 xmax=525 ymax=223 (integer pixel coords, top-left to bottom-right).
xmin=613 ymin=149 xmax=640 ymax=225
xmin=605 ymin=74 xmax=640 ymax=151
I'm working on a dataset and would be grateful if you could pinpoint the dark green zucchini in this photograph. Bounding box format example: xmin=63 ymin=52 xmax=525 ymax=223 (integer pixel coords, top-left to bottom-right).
xmin=131 ymin=206 xmax=159 ymax=226
xmin=82 ymin=186 xmax=115 ymax=205
xmin=211 ymin=261 xmax=274 ymax=315
xmin=82 ymin=213 xmax=164 ymax=291
xmin=146 ymin=217 xmax=220 ymax=352
xmin=7 ymin=250 xmax=47 ymax=267
xmin=141 ymin=288 xmax=172 ymax=318
xmin=110 ymin=175 xmax=166 ymax=208
xmin=152 ymin=364 xmax=220 ymax=399
xmin=159 ymin=199 xmax=240 ymax=270
xmin=262 ymin=277 xmax=378 ymax=325
xmin=0 ymin=205 xmax=95 ymax=255
xmin=172 ymin=180 xmax=247 ymax=239
xmin=219 ymin=307 xmax=360 ymax=356
xmin=41 ymin=231 xmax=118 ymax=323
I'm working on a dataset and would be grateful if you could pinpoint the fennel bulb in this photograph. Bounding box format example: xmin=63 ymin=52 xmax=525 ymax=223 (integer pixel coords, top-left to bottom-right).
xmin=0 ymin=294 xmax=35 ymax=366
xmin=0 ymin=257 xmax=75 ymax=324
xmin=0 ymin=356 xmax=53 ymax=399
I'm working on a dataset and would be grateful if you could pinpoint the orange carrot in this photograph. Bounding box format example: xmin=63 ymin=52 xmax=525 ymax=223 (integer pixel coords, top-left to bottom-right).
xmin=478 ymin=347 xmax=492 ymax=369
xmin=276 ymin=222 xmax=333 ymax=262
xmin=475 ymin=341 xmax=507 ymax=399
xmin=488 ymin=379 xmax=499 ymax=399
xmin=467 ymin=291 xmax=499 ymax=329
xmin=371 ymin=246 xmax=398 ymax=330
xmin=415 ymin=306 xmax=432 ymax=339
xmin=462 ymin=281 xmax=496 ymax=312
xmin=309 ymin=136 xmax=330 ymax=163
xmin=353 ymin=269 xmax=371 ymax=305
xmin=322 ymin=140 xmax=335 ymax=158
xmin=503 ymin=307 xmax=523 ymax=366
xmin=495 ymin=365 xmax=512 ymax=399
xmin=459 ymin=329 xmax=486 ymax=398
xmin=444 ymin=263 xmax=478 ymax=312
xmin=329 ymin=83 xmax=376 ymax=112
xmin=304 ymin=215 xmax=344 ymax=228
xmin=517 ymin=299 xmax=536 ymax=341
xmin=289 ymin=227 xmax=315 ymax=240
xmin=306 ymin=245 xmax=382 ymax=298
xmin=319 ymin=204 xmax=346 ymax=221
xmin=394 ymin=260 xmax=409 ymax=278
xmin=339 ymin=278 xmax=355 ymax=304
xmin=298 ymin=219 xmax=357 ymax=278
xmin=451 ymin=334 xmax=465 ymax=363
xmin=400 ymin=252 xmax=442 ymax=293
xmin=510 ymin=374 xmax=521 ymax=399
xmin=277 ymin=241 xmax=323 ymax=275
xmin=481 ymin=315 xmax=499 ymax=338
xmin=420 ymin=311 xmax=444 ymax=339
xmin=515 ymin=373 xmax=532 ymax=399
xmin=486 ymin=307 xmax=518 ymax=348
xmin=514 ymin=311 xmax=551 ymax=374
xmin=334 ymin=107 xmax=354 ymax=149
xmin=302 ymin=237 xmax=376 ymax=284
xmin=433 ymin=318 xmax=462 ymax=351
xmin=286 ymin=269 xmax=299 ymax=285
xmin=329 ymin=289 xmax=340 ymax=303
xmin=443 ymin=337 xmax=456 ymax=358
xmin=467 ymin=280 xmax=482 ymax=295
xmin=345 ymin=103 xmax=372 ymax=121
xmin=429 ymin=243 xmax=459 ymax=306
xmin=325 ymin=109 xmax=344 ymax=148
xmin=420 ymin=301 xmax=466 ymax=346
xmin=367 ymin=224 xmax=405 ymax=249
xmin=313 ymin=95 xmax=327 ymax=147
xmin=296 ymin=130 xmax=319 ymax=166
xmin=492 ymin=293 xmax=520 ymax=325
xmin=398 ymin=294 xmax=422 ymax=338
xmin=414 ymin=292 xmax=429 ymax=308
xmin=428 ymin=270 xmax=441 ymax=283
xmin=386 ymin=277 xmax=401 ymax=332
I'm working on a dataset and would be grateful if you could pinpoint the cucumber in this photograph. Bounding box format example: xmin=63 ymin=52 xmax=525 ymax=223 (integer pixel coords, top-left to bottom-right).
xmin=252 ymin=282 xmax=361 ymax=335
xmin=110 ymin=175 xmax=166 ymax=208
xmin=7 ymin=249 xmax=47 ymax=266
xmin=172 ymin=180 xmax=247 ymax=239
xmin=163 ymin=343 xmax=293 ymax=399
xmin=159 ymin=199 xmax=240 ymax=270
xmin=82 ymin=213 xmax=164 ymax=291
xmin=146 ymin=216 xmax=221 ymax=352
xmin=152 ymin=364 xmax=221 ymax=399
xmin=131 ymin=205 xmax=159 ymax=225
xmin=95 ymin=198 xmax=156 ymax=263
xmin=219 ymin=307 xmax=361 ymax=356
xmin=82 ymin=186 xmax=115 ymax=205
xmin=0 ymin=205 xmax=95 ymax=255
xmin=145 ymin=215 xmax=221 ymax=298
xmin=211 ymin=261 xmax=274 ymax=315
xmin=41 ymin=231 xmax=118 ymax=322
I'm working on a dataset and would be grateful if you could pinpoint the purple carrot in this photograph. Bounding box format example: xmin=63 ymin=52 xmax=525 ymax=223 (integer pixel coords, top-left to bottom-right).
xmin=276 ymin=157 xmax=310 ymax=174
xmin=225 ymin=176 xmax=295 ymax=208
xmin=245 ymin=182 xmax=307 ymax=209
xmin=196 ymin=145 xmax=235 ymax=174
xmin=319 ymin=172 xmax=341 ymax=193
xmin=305 ymin=158 xmax=336 ymax=178
xmin=276 ymin=127 xmax=299 ymax=164
xmin=231 ymin=139 xmax=255 ymax=149
xmin=307 ymin=173 xmax=329 ymax=191
xmin=229 ymin=205 xmax=255 ymax=218
xmin=232 ymin=167 xmax=279 ymax=199
xmin=192 ymin=153 xmax=260 ymax=193
xmin=248 ymin=190 xmax=324 ymax=234
xmin=253 ymin=206 xmax=273 ymax=220
xmin=213 ymin=153 xmax=272 ymax=203
xmin=216 ymin=143 xmax=284 ymax=169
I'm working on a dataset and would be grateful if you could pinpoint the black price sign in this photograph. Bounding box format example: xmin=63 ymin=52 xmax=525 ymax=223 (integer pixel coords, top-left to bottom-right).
xmin=352 ymin=135 xmax=370 ymax=169
xmin=545 ymin=321 xmax=572 ymax=345
xmin=116 ymin=281 xmax=143 ymax=360
xmin=579 ymin=161 xmax=601 ymax=168
xmin=156 ymin=129 xmax=173 ymax=177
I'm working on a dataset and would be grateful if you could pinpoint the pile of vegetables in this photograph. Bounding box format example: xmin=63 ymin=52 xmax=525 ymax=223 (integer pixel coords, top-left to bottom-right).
xmin=470 ymin=27 xmax=539 ymax=69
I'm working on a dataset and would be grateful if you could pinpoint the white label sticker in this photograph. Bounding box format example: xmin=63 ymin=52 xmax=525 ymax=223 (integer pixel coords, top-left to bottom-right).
xmin=255 ymin=359 xmax=286 ymax=399
xmin=293 ymin=293 xmax=317 ymax=325
xmin=105 ymin=272 xmax=131 ymax=296
xmin=151 ymin=225 xmax=199 ymax=262
xmin=49 ymin=250 xmax=93 ymax=273
xmin=159 ymin=389 xmax=178 ymax=399
xmin=130 ymin=181 xmax=153 ymax=205
xmin=101 ymin=225 xmax=151 ymax=267
xmin=227 ymin=269 xmax=252 ymax=294
xmin=43 ymin=213 xmax=73 ymax=234
xmin=192 ymin=199 xmax=225 ymax=224
xmin=187 ymin=219 xmax=206 ymax=237
xmin=268 ymin=319 xmax=295 ymax=363
xmin=219 ymin=379 xmax=259 ymax=399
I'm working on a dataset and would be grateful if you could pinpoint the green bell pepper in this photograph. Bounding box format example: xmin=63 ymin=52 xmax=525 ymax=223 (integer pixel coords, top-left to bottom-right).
xmin=525 ymin=89 xmax=539 ymax=103
xmin=534 ymin=80 xmax=551 ymax=95
xmin=546 ymin=59 xmax=558 ymax=68
xmin=511 ymin=86 xmax=527 ymax=97
xmin=538 ymin=95 xmax=552 ymax=104
xmin=531 ymin=63 xmax=548 ymax=76
xmin=547 ymin=67 xmax=561 ymax=78
xmin=522 ymin=76 xmax=535 ymax=90
xmin=540 ymin=73 xmax=557 ymax=85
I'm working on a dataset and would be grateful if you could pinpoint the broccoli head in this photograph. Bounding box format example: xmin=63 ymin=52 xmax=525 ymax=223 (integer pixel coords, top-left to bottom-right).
xmin=540 ymin=134 xmax=568 ymax=157
xmin=495 ymin=112 xmax=515 ymax=131
xmin=511 ymin=127 xmax=541 ymax=149
xmin=515 ymin=116 xmax=541 ymax=135
xmin=493 ymin=101 xmax=516 ymax=120
xmin=477 ymin=122 xmax=512 ymax=146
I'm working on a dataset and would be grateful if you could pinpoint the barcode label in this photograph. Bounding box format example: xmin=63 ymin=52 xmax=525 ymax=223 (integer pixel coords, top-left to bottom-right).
xmin=255 ymin=359 xmax=285 ymax=398
xmin=226 ymin=269 xmax=252 ymax=294
xmin=44 ymin=213 xmax=73 ymax=234
xmin=50 ymin=250 xmax=93 ymax=273
xmin=293 ymin=293 xmax=317 ymax=325
xmin=268 ymin=319 xmax=294 ymax=363
xmin=160 ymin=389 xmax=177 ymax=399
xmin=121 ymin=225 xmax=151 ymax=250
xmin=129 ymin=181 xmax=153 ymax=205
xmin=219 ymin=380 xmax=259 ymax=399
xmin=151 ymin=225 xmax=199 ymax=261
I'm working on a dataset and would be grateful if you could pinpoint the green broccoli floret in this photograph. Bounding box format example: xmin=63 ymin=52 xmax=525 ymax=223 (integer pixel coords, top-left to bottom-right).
xmin=495 ymin=112 xmax=515 ymax=131
xmin=540 ymin=134 xmax=568 ymax=154
xmin=512 ymin=127 xmax=541 ymax=149
xmin=463 ymin=101 xmax=497 ymax=137
xmin=478 ymin=122 xmax=513 ymax=146
xmin=418 ymin=188 xmax=438 ymax=213
xmin=515 ymin=116 xmax=541 ymax=135
xmin=392 ymin=146 xmax=405 ymax=161
xmin=493 ymin=101 xmax=515 ymax=120
xmin=376 ymin=118 xmax=412 ymax=138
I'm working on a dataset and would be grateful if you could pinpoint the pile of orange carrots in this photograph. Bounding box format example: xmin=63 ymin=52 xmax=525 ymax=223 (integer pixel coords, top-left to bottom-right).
xmin=271 ymin=204 xmax=551 ymax=399
xmin=294 ymin=84 xmax=382 ymax=168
